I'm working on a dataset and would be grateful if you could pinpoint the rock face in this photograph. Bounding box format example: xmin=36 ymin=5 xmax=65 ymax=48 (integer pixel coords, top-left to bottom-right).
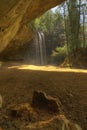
xmin=0 ymin=0 xmax=65 ymax=57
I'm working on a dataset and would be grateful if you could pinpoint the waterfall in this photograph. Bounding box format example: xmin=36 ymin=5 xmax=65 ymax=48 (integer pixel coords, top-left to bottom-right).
xmin=41 ymin=32 xmax=47 ymax=65
xmin=38 ymin=32 xmax=44 ymax=65
xmin=35 ymin=31 xmax=47 ymax=65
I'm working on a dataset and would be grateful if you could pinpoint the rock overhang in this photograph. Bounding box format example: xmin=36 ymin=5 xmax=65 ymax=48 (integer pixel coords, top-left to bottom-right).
xmin=0 ymin=0 xmax=65 ymax=56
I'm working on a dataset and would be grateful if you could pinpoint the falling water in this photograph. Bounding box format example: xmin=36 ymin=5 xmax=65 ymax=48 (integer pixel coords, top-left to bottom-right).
xmin=35 ymin=31 xmax=47 ymax=65
xmin=41 ymin=32 xmax=47 ymax=65
xmin=38 ymin=32 xmax=44 ymax=65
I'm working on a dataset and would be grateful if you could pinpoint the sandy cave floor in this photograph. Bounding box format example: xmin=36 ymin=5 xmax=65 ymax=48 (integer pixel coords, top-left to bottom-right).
xmin=0 ymin=62 xmax=87 ymax=130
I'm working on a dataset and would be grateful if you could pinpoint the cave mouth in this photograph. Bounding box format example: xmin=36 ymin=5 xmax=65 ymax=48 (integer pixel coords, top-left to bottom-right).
xmin=0 ymin=1 xmax=87 ymax=130
xmin=0 ymin=5 xmax=66 ymax=66
xmin=0 ymin=0 xmax=65 ymax=54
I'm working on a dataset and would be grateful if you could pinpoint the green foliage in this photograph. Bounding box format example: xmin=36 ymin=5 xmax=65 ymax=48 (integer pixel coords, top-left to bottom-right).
xmin=51 ymin=45 xmax=68 ymax=65
xmin=32 ymin=9 xmax=66 ymax=64
xmin=32 ymin=10 xmax=64 ymax=35
xmin=33 ymin=10 xmax=55 ymax=34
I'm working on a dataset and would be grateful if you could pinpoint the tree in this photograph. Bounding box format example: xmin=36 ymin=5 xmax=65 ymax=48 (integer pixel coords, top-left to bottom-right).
xmin=33 ymin=10 xmax=54 ymax=34
xmin=67 ymin=0 xmax=81 ymax=53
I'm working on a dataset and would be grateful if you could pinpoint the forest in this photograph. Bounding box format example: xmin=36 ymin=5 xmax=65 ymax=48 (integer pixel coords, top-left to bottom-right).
xmin=32 ymin=0 xmax=87 ymax=68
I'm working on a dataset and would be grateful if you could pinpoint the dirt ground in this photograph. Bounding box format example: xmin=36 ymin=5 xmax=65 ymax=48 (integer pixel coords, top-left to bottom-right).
xmin=0 ymin=62 xmax=87 ymax=130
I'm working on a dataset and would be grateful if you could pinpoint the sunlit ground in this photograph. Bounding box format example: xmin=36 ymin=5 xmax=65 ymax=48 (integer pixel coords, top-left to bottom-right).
xmin=8 ymin=64 xmax=87 ymax=73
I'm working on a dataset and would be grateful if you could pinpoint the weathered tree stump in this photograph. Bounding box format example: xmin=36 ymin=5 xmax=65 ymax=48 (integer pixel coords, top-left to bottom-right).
xmin=32 ymin=90 xmax=61 ymax=113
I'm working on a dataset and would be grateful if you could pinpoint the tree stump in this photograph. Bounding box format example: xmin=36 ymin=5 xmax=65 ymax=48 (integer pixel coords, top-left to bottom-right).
xmin=32 ymin=90 xmax=61 ymax=113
